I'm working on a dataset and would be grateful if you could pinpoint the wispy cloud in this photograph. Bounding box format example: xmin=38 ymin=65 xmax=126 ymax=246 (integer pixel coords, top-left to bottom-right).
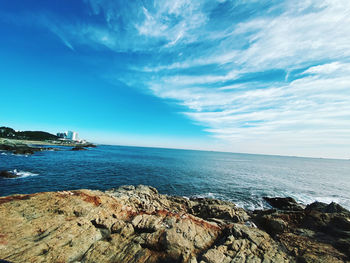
xmin=11 ymin=0 xmax=350 ymax=157
xmin=46 ymin=21 xmax=75 ymax=51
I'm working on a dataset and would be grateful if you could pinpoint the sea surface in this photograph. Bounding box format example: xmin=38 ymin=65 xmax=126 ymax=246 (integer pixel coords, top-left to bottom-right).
xmin=1 ymin=145 xmax=350 ymax=210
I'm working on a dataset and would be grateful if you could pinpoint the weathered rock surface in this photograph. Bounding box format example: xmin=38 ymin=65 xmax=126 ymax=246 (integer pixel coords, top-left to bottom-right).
xmin=254 ymin=197 xmax=350 ymax=262
xmin=0 ymin=186 xmax=349 ymax=263
xmin=263 ymin=197 xmax=304 ymax=211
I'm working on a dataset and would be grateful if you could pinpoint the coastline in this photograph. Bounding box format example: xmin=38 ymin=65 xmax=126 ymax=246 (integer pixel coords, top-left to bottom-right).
xmin=0 ymin=138 xmax=95 ymax=147
xmin=0 ymin=138 xmax=96 ymax=155
xmin=1 ymin=143 xmax=349 ymax=211
xmin=0 ymin=185 xmax=349 ymax=262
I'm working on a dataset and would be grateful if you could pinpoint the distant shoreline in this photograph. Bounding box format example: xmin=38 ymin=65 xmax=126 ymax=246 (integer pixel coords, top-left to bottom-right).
xmin=0 ymin=138 xmax=94 ymax=147
xmin=0 ymin=138 xmax=96 ymax=155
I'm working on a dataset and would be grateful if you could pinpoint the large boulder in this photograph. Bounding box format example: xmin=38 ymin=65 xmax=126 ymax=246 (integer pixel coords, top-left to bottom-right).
xmin=263 ymin=196 xmax=304 ymax=211
xmin=306 ymin=201 xmax=350 ymax=215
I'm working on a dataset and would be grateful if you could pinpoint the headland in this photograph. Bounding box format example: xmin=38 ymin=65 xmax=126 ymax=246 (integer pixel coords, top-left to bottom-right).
xmin=0 ymin=126 xmax=95 ymax=155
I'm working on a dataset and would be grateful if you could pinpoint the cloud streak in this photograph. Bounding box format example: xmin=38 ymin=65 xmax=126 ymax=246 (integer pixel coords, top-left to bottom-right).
xmin=16 ymin=0 xmax=350 ymax=157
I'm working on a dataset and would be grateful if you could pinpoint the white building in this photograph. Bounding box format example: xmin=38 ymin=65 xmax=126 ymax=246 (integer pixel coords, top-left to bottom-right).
xmin=67 ymin=131 xmax=78 ymax=141
xmin=57 ymin=131 xmax=79 ymax=141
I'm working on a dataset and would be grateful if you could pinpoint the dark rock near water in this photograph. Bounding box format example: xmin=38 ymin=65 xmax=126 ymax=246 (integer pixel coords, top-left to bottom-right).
xmin=71 ymin=146 xmax=87 ymax=151
xmin=254 ymin=197 xmax=350 ymax=262
xmin=12 ymin=147 xmax=35 ymax=155
xmin=305 ymin=201 xmax=328 ymax=212
xmin=0 ymin=141 xmax=40 ymax=155
xmin=0 ymin=140 xmax=59 ymax=155
xmin=82 ymin=143 xmax=97 ymax=148
xmin=263 ymin=196 xmax=304 ymax=211
xmin=306 ymin=201 xmax=350 ymax=215
xmin=0 ymin=170 xmax=19 ymax=178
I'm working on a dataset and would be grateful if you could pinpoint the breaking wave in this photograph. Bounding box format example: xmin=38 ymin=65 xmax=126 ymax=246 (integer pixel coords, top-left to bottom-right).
xmin=9 ymin=169 xmax=38 ymax=179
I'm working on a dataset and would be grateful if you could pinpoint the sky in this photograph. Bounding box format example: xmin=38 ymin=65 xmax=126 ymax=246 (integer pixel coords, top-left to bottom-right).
xmin=1 ymin=0 xmax=350 ymax=159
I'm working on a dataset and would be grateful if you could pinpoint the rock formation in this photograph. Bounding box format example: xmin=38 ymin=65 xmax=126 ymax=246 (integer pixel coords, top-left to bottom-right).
xmin=0 ymin=141 xmax=37 ymax=155
xmin=0 ymin=140 xmax=57 ymax=155
xmin=0 ymin=139 xmax=93 ymax=155
xmin=254 ymin=197 xmax=350 ymax=262
xmin=0 ymin=171 xmax=19 ymax=179
xmin=71 ymin=146 xmax=88 ymax=151
xmin=0 ymin=186 xmax=349 ymax=262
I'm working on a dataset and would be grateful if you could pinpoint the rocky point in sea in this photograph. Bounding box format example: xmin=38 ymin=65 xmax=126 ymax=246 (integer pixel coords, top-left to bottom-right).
xmin=0 ymin=141 xmax=45 ymax=155
xmin=0 ymin=170 xmax=21 ymax=179
xmin=0 ymin=185 xmax=349 ymax=263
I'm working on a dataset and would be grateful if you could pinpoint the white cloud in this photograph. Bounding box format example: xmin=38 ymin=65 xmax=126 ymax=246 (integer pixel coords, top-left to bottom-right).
xmin=139 ymin=0 xmax=350 ymax=74
xmin=146 ymin=58 xmax=350 ymax=157
xmin=21 ymin=0 xmax=350 ymax=157
xmin=302 ymin=62 xmax=350 ymax=75
xmin=160 ymin=70 xmax=240 ymax=86
xmin=131 ymin=0 xmax=350 ymax=157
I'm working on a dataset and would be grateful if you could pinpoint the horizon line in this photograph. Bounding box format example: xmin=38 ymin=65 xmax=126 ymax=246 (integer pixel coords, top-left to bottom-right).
xmin=93 ymin=142 xmax=350 ymax=161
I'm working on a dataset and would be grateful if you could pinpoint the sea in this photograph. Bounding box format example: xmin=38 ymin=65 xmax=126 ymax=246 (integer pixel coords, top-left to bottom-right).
xmin=1 ymin=145 xmax=350 ymax=210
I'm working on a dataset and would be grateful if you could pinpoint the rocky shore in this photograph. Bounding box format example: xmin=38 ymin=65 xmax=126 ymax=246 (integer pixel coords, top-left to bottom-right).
xmin=0 ymin=185 xmax=349 ymax=263
xmin=0 ymin=139 xmax=56 ymax=155
xmin=0 ymin=139 xmax=96 ymax=155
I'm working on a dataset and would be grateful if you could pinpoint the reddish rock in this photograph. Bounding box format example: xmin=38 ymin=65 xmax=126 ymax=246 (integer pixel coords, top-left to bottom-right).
xmin=0 ymin=186 xmax=349 ymax=262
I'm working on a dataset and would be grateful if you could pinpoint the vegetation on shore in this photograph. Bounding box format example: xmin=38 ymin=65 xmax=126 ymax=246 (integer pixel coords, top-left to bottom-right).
xmin=0 ymin=126 xmax=58 ymax=141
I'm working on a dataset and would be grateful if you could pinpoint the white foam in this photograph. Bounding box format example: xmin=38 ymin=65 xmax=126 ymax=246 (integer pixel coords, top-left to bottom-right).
xmin=235 ymin=200 xmax=267 ymax=211
xmin=10 ymin=169 xmax=38 ymax=179
xmin=185 ymin=191 xmax=350 ymax=211
xmin=191 ymin=192 xmax=222 ymax=199
xmin=263 ymin=192 xmax=350 ymax=210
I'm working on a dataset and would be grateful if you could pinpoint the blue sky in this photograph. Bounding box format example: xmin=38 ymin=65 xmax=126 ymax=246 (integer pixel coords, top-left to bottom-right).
xmin=1 ymin=0 xmax=350 ymax=158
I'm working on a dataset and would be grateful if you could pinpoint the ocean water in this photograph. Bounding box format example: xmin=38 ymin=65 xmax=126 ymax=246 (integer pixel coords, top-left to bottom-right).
xmin=1 ymin=145 xmax=350 ymax=210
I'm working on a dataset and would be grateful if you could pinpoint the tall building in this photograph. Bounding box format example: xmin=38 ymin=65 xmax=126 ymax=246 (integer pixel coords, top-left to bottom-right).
xmin=67 ymin=131 xmax=78 ymax=141
xmin=57 ymin=131 xmax=79 ymax=141
xmin=57 ymin=132 xmax=66 ymax=139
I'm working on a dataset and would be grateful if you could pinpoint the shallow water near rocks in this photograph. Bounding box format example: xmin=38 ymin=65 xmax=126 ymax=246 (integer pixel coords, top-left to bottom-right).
xmin=0 ymin=145 xmax=349 ymax=210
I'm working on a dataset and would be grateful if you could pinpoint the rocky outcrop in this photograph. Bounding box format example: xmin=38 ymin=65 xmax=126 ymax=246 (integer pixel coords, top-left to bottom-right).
xmin=71 ymin=146 xmax=88 ymax=151
xmin=0 ymin=140 xmax=56 ymax=155
xmin=263 ymin=197 xmax=304 ymax=211
xmin=0 ymin=139 xmax=94 ymax=155
xmin=253 ymin=198 xmax=350 ymax=262
xmin=0 ymin=171 xmax=19 ymax=179
xmin=82 ymin=143 xmax=97 ymax=148
xmin=0 ymin=186 xmax=349 ymax=263
xmin=0 ymin=141 xmax=37 ymax=155
xmin=71 ymin=144 xmax=96 ymax=150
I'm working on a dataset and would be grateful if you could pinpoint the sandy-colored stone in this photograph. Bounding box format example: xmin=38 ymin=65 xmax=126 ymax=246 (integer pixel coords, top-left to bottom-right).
xmin=0 ymin=185 xmax=349 ymax=262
